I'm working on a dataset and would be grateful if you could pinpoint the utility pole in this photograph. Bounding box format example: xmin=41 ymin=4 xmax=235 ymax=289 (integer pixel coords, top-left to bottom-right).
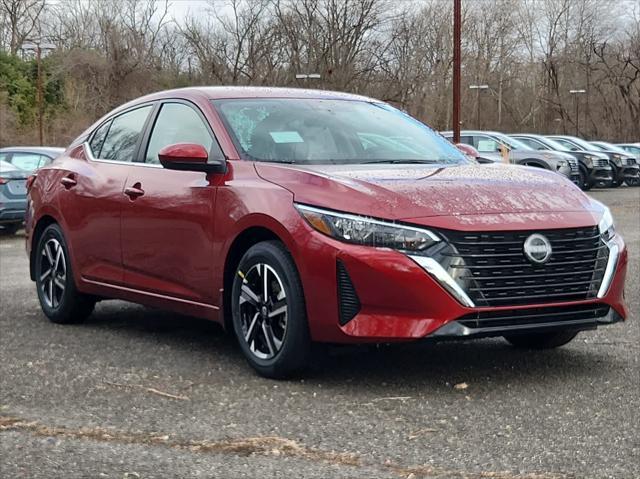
xmin=21 ymin=39 xmax=56 ymax=146
xmin=452 ymin=0 xmax=461 ymax=142
xmin=36 ymin=44 xmax=43 ymax=146
xmin=569 ymin=89 xmax=586 ymax=136
xmin=469 ymin=84 xmax=489 ymax=129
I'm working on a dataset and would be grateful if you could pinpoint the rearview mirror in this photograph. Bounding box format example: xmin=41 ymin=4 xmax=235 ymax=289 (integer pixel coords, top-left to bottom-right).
xmin=158 ymin=143 xmax=226 ymax=174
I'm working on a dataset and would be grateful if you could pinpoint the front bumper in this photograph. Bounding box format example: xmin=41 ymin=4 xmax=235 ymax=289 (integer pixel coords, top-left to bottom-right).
xmin=587 ymin=165 xmax=613 ymax=183
xmin=297 ymin=224 xmax=628 ymax=343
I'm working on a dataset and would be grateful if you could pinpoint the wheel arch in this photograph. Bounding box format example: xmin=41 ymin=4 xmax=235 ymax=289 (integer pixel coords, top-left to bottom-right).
xmin=29 ymin=214 xmax=58 ymax=281
xmin=221 ymin=225 xmax=290 ymax=332
xmin=520 ymin=159 xmax=549 ymax=169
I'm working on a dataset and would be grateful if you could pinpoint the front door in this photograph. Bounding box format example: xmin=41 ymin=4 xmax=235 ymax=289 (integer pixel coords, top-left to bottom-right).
xmin=120 ymin=101 xmax=222 ymax=304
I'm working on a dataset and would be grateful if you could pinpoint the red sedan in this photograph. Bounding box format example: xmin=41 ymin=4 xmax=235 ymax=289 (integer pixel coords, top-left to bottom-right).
xmin=26 ymin=87 xmax=628 ymax=378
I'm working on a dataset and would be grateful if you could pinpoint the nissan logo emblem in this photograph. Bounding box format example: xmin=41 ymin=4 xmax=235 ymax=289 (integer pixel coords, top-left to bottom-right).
xmin=523 ymin=233 xmax=552 ymax=264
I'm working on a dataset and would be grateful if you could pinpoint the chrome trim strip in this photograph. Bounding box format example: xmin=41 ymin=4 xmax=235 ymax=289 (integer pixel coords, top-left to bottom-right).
xmin=597 ymin=239 xmax=619 ymax=298
xmin=295 ymin=204 xmax=441 ymax=241
xmin=83 ymin=142 xmax=163 ymax=168
xmin=409 ymin=255 xmax=475 ymax=308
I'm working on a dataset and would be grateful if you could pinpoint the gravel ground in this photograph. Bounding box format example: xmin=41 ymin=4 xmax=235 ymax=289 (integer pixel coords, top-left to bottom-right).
xmin=1 ymin=187 xmax=638 ymax=479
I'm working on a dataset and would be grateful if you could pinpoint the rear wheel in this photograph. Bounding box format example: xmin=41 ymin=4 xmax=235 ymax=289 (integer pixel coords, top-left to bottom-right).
xmin=231 ymin=241 xmax=311 ymax=378
xmin=504 ymin=330 xmax=578 ymax=349
xmin=35 ymin=223 xmax=95 ymax=324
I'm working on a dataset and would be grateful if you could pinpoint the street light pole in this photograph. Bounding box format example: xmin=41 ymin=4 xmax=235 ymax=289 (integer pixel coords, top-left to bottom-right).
xmin=469 ymin=84 xmax=489 ymax=129
xmin=569 ymin=89 xmax=586 ymax=136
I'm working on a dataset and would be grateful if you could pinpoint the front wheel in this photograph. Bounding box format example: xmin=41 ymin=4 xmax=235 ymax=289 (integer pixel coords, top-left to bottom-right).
xmin=625 ymin=177 xmax=640 ymax=186
xmin=35 ymin=223 xmax=95 ymax=324
xmin=578 ymin=168 xmax=591 ymax=191
xmin=231 ymin=241 xmax=311 ymax=378
xmin=504 ymin=330 xmax=578 ymax=349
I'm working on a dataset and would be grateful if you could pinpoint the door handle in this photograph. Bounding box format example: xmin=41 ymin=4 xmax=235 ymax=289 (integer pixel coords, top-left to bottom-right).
xmin=124 ymin=183 xmax=145 ymax=199
xmin=60 ymin=175 xmax=77 ymax=189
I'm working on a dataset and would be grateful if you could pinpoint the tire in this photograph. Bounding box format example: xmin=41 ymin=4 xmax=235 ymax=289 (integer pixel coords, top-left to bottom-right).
xmin=231 ymin=240 xmax=311 ymax=378
xmin=625 ymin=177 xmax=640 ymax=187
xmin=578 ymin=168 xmax=591 ymax=191
xmin=610 ymin=166 xmax=622 ymax=187
xmin=35 ymin=223 xmax=95 ymax=324
xmin=504 ymin=330 xmax=578 ymax=349
xmin=1 ymin=223 xmax=21 ymax=235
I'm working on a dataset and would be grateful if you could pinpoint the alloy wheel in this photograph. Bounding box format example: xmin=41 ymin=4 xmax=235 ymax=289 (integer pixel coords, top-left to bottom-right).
xmin=237 ymin=263 xmax=288 ymax=360
xmin=39 ymin=238 xmax=67 ymax=309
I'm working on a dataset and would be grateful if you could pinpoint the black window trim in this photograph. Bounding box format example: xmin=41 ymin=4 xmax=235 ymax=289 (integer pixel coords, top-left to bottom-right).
xmin=137 ymin=98 xmax=226 ymax=165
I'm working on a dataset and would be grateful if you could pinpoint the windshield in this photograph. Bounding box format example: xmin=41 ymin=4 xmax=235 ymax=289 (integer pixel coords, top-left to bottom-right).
xmin=0 ymin=160 xmax=23 ymax=173
xmin=490 ymin=133 xmax=532 ymax=151
xmin=592 ymin=142 xmax=629 ymax=155
xmin=539 ymin=137 xmax=571 ymax=151
xmin=561 ymin=136 xmax=598 ymax=151
xmin=213 ymin=99 xmax=466 ymax=165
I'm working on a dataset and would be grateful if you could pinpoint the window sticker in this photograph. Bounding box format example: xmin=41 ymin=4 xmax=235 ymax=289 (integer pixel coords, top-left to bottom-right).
xmin=269 ymin=131 xmax=304 ymax=143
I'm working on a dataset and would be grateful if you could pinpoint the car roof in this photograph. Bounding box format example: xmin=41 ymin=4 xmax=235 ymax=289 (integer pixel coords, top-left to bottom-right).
xmin=0 ymin=146 xmax=65 ymax=157
xmin=130 ymin=86 xmax=376 ymax=104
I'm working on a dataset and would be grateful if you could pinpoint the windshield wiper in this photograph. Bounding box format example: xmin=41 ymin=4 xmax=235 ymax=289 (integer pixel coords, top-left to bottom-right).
xmin=361 ymin=159 xmax=441 ymax=164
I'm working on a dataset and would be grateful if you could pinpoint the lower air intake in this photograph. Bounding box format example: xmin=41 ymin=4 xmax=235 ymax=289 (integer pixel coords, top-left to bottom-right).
xmin=337 ymin=261 xmax=361 ymax=325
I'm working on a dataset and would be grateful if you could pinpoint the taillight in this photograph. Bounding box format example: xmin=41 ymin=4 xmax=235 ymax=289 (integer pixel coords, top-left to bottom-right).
xmin=0 ymin=177 xmax=7 ymax=185
xmin=26 ymin=174 xmax=37 ymax=191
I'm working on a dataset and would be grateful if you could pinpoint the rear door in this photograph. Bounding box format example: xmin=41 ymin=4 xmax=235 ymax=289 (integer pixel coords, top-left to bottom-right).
xmin=57 ymin=104 xmax=154 ymax=285
xmin=120 ymin=100 xmax=221 ymax=304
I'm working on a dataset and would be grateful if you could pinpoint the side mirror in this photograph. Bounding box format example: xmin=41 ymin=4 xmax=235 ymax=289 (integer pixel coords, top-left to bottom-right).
xmin=158 ymin=143 xmax=226 ymax=173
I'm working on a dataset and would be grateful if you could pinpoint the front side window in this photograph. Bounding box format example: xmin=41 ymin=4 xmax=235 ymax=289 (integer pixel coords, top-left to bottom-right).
xmin=516 ymin=138 xmax=545 ymax=150
xmin=213 ymin=99 xmax=466 ymax=165
xmin=145 ymin=103 xmax=216 ymax=164
xmin=10 ymin=153 xmax=47 ymax=172
xmin=99 ymin=105 xmax=153 ymax=162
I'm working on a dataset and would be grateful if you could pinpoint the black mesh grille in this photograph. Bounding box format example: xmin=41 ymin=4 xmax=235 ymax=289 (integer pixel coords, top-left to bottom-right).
xmin=337 ymin=261 xmax=361 ymax=325
xmin=568 ymin=160 xmax=579 ymax=173
xmin=440 ymin=226 xmax=609 ymax=307
xmin=594 ymin=158 xmax=609 ymax=167
xmin=458 ymin=304 xmax=610 ymax=329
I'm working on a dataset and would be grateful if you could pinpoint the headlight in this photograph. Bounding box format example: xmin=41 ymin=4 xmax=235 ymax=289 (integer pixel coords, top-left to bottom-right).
xmin=583 ymin=155 xmax=594 ymax=168
xmin=598 ymin=207 xmax=616 ymax=241
xmin=556 ymin=159 xmax=568 ymax=168
xmin=295 ymin=204 xmax=440 ymax=252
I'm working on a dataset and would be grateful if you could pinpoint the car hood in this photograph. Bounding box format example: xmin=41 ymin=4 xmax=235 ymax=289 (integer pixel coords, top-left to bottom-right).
xmin=255 ymin=162 xmax=598 ymax=220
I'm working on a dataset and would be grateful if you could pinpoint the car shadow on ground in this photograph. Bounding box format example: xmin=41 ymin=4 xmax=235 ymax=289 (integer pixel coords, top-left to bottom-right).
xmin=77 ymin=300 xmax=620 ymax=391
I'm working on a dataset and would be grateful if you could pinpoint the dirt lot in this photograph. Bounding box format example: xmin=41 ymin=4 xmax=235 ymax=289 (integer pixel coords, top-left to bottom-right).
xmin=1 ymin=187 xmax=638 ymax=479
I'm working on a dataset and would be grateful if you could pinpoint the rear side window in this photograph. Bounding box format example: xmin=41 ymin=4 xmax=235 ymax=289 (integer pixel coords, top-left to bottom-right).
xmin=89 ymin=120 xmax=112 ymax=158
xmin=99 ymin=106 xmax=153 ymax=162
xmin=145 ymin=103 xmax=217 ymax=164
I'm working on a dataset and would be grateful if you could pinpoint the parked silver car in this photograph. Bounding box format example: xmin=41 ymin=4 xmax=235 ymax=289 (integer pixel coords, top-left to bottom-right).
xmin=0 ymin=146 xmax=64 ymax=173
xmin=441 ymin=130 xmax=578 ymax=184
xmin=0 ymin=160 xmax=29 ymax=234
